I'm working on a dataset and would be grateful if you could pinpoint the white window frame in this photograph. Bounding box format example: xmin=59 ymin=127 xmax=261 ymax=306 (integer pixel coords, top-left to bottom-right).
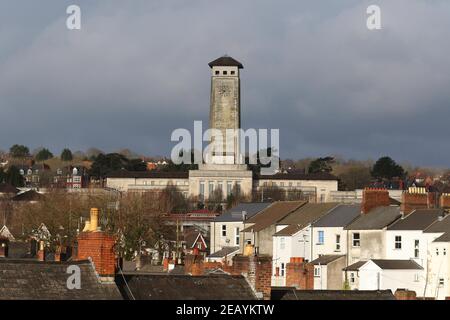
xmin=235 ymin=227 xmax=240 ymax=246
xmin=352 ymin=233 xmax=360 ymax=247
xmin=279 ymin=237 xmax=285 ymax=250
xmin=395 ymin=235 xmax=402 ymax=249
xmin=414 ymin=240 xmax=420 ymax=258
xmin=317 ymin=230 xmax=324 ymax=245
xmin=350 ymin=272 xmax=355 ymax=283
xmin=221 ymin=225 xmax=227 ymax=237
xmin=314 ymin=266 xmax=321 ymax=277
xmin=336 ymin=234 xmax=341 ymax=251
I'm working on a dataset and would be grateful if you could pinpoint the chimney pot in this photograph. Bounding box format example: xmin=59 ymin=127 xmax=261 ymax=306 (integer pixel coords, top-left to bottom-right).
xmin=89 ymin=208 xmax=99 ymax=232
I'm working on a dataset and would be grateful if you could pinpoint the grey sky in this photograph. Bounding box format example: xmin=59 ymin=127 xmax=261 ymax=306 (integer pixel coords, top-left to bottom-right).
xmin=0 ymin=0 xmax=449 ymax=166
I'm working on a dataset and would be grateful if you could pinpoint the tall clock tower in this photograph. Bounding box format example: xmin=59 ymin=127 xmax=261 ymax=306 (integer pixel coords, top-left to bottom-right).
xmin=208 ymin=55 xmax=243 ymax=165
xmin=188 ymin=56 xmax=252 ymax=202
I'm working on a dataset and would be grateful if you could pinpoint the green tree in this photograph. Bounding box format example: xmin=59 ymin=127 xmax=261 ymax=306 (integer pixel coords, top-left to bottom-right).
xmin=308 ymin=156 xmax=334 ymax=174
xmin=371 ymin=156 xmax=405 ymax=179
xmin=338 ymin=166 xmax=372 ymax=191
xmin=0 ymin=167 xmax=5 ymax=183
xmin=60 ymin=148 xmax=73 ymax=161
xmin=5 ymin=166 xmax=25 ymax=187
xmin=35 ymin=148 xmax=53 ymax=162
xmin=127 ymin=158 xmax=147 ymax=171
xmin=88 ymin=153 xmax=129 ymax=179
xmin=9 ymin=144 xmax=30 ymax=158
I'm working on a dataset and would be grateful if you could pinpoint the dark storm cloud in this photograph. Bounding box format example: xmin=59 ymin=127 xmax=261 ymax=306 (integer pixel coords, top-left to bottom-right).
xmin=0 ymin=0 xmax=449 ymax=166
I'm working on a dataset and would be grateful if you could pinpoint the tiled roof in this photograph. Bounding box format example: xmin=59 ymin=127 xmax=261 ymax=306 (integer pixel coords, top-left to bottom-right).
xmin=388 ymin=209 xmax=444 ymax=230
xmin=313 ymin=204 xmax=360 ymax=228
xmin=242 ymin=201 xmax=305 ymax=233
xmin=0 ymin=259 xmax=122 ymax=300
xmin=274 ymin=203 xmax=339 ymax=237
xmin=343 ymin=261 xmax=367 ymax=271
xmin=344 ymin=259 xmax=423 ymax=271
xmin=345 ymin=206 xmax=401 ymax=230
xmin=371 ymin=259 xmax=423 ymax=270
xmin=310 ymin=255 xmax=345 ymax=265
xmin=433 ymin=232 xmax=450 ymax=242
xmin=214 ymin=202 xmax=272 ymax=222
xmin=271 ymin=288 xmax=395 ymax=300
xmin=424 ymin=214 xmax=450 ymax=233
xmin=208 ymin=56 xmax=243 ymax=69
xmin=116 ymin=274 xmax=256 ymax=300
xmin=208 ymin=246 xmax=240 ymax=258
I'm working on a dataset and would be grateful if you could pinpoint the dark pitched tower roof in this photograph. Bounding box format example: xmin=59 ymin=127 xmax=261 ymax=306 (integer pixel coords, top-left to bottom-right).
xmin=208 ymin=56 xmax=244 ymax=69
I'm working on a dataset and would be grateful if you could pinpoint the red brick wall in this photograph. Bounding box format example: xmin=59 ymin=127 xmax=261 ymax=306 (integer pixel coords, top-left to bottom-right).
xmin=401 ymin=192 xmax=436 ymax=215
xmin=77 ymin=231 xmax=116 ymax=276
xmin=255 ymin=256 xmax=272 ymax=300
xmin=361 ymin=188 xmax=390 ymax=214
xmin=395 ymin=289 xmax=416 ymax=300
xmin=441 ymin=195 xmax=450 ymax=209
xmin=285 ymin=261 xmax=314 ymax=289
xmin=183 ymin=254 xmax=272 ymax=299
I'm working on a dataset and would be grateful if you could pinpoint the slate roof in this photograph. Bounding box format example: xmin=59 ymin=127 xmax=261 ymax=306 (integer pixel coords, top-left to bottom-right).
xmin=116 ymin=274 xmax=256 ymax=300
xmin=343 ymin=261 xmax=367 ymax=271
xmin=214 ymin=202 xmax=272 ymax=222
xmin=433 ymin=232 xmax=450 ymax=242
xmin=256 ymin=172 xmax=338 ymax=181
xmin=310 ymin=255 xmax=345 ymax=265
xmin=107 ymin=169 xmax=189 ymax=179
xmin=344 ymin=259 xmax=423 ymax=271
xmin=208 ymin=56 xmax=243 ymax=69
xmin=271 ymin=288 xmax=395 ymax=300
xmin=0 ymin=259 xmax=122 ymax=300
xmin=313 ymin=204 xmax=360 ymax=228
xmin=273 ymin=203 xmax=338 ymax=236
xmin=388 ymin=209 xmax=444 ymax=231
xmin=424 ymin=214 xmax=450 ymax=233
xmin=241 ymin=201 xmax=305 ymax=232
xmin=345 ymin=206 xmax=401 ymax=230
xmin=371 ymin=259 xmax=423 ymax=270
xmin=208 ymin=246 xmax=240 ymax=258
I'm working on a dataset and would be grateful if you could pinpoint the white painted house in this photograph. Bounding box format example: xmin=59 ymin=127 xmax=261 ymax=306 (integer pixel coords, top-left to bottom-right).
xmin=345 ymin=206 xmax=401 ymax=264
xmin=311 ymin=204 xmax=360 ymax=261
xmin=271 ymin=203 xmax=338 ymax=286
xmin=386 ymin=209 xmax=444 ymax=270
xmin=209 ymin=202 xmax=270 ymax=255
xmin=421 ymin=214 xmax=450 ymax=299
xmin=344 ymin=259 xmax=425 ymax=296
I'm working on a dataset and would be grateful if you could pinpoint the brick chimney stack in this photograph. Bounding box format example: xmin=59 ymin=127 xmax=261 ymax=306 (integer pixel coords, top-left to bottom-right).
xmin=440 ymin=193 xmax=450 ymax=209
xmin=285 ymin=257 xmax=314 ymax=289
xmin=395 ymin=289 xmax=417 ymax=300
xmin=401 ymin=187 xmax=437 ymax=216
xmin=361 ymin=188 xmax=390 ymax=214
xmin=77 ymin=208 xmax=116 ymax=282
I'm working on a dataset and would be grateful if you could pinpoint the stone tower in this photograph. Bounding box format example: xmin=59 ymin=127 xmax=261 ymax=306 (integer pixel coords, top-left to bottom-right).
xmin=188 ymin=56 xmax=252 ymax=201
xmin=208 ymin=55 xmax=243 ymax=165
